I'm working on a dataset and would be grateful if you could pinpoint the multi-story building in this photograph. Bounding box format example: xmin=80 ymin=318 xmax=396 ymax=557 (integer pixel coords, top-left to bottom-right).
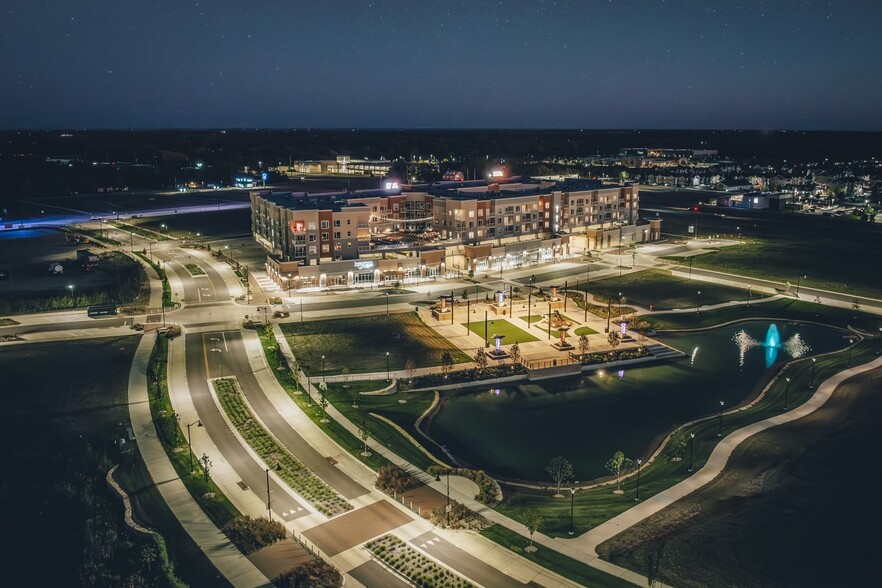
xmin=251 ymin=178 xmax=661 ymax=291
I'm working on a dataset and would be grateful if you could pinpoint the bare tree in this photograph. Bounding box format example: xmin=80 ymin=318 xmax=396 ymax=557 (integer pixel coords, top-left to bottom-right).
xmin=200 ymin=453 xmax=213 ymax=486
xmin=578 ymin=334 xmax=590 ymax=359
xmin=546 ymin=456 xmax=574 ymax=498
xmin=473 ymin=347 xmax=488 ymax=371
xmin=404 ymin=358 xmax=416 ymax=385
xmin=509 ymin=342 xmax=522 ymax=367
xmin=605 ymin=451 xmax=633 ymax=493
xmin=319 ymin=394 xmax=329 ymax=423
xmin=440 ymin=350 xmax=454 ymax=379
xmin=607 ymin=331 xmax=621 ymax=351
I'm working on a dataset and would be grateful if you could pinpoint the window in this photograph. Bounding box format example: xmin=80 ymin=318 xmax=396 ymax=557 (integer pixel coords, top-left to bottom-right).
xmin=321 ymin=220 xmax=329 ymax=229
xmin=321 ymin=232 xmax=329 ymax=241
xmin=309 ymin=245 xmax=317 ymax=254
xmin=347 ymin=219 xmax=351 ymax=224
xmin=308 ymin=222 xmax=316 ymax=230
xmin=334 ymin=231 xmax=341 ymax=239
xmin=334 ymin=243 xmax=342 ymax=251
xmin=308 ymin=234 xmax=316 ymax=242
xmin=321 ymin=244 xmax=329 ymax=253
xmin=468 ymin=210 xmax=475 ymax=217
xmin=334 ymin=220 xmax=341 ymax=227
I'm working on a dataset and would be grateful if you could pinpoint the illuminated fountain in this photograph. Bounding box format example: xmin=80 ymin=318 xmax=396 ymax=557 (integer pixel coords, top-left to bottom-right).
xmin=733 ymin=324 xmax=812 ymax=368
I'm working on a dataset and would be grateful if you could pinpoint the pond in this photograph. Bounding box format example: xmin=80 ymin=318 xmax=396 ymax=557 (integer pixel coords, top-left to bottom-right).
xmin=428 ymin=321 xmax=848 ymax=482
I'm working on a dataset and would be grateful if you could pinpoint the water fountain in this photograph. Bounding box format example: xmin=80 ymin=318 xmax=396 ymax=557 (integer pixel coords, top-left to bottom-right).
xmin=733 ymin=323 xmax=812 ymax=368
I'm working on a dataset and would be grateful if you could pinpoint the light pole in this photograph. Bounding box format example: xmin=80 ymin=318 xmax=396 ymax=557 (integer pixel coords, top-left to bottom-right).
xmin=265 ymin=464 xmax=281 ymax=521
xmin=747 ymin=285 xmax=752 ymax=307
xmin=287 ymin=273 xmax=292 ymax=297
xmin=635 ymin=458 xmax=642 ymax=501
xmin=783 ymin=377 xmax=791 ymax=410
xmin=846 ymin=338 xmax=854 ymax=367
xmin=564 ymin=279 xmax=568 ymax=312
xmin=688 ymin=432 xmax=695 ymax=472
xmin=186 ymin=420 xmax=202 ymax=474
xmin=717 ymin=400 xmax=725 ymax=437
xmin=321 ymin=355 xmax=326 ymax=382
xmin=527 ymin=290 xmax=532 ymax=328
xmin=547 ymin=302 xmax=552 ymax=340
xmin=809 ymin=357 xmax=817 ymax=389
xmin=386 ymin=352 xmax=390 ymax=381
xmin=568 ymin=487 xmax=576 ymax=535
xmin=299 ymin=299 xmax=303 ymax=323
xmin=796 ymin=274 xmax=805 ymax=297
xmin=68 ymin=284 xmax=75 ymax=308
xmin=434 ymin=470 xmax=451 ymax=527
xmin=161 ymin=223 xmax=168 ymax=238
xmin=696 ymin=290 xmax=701 ymax=313
xmin=386 ymin=292 xmax=389 ymax=315
xmin=484 ymin=310 xmax=489 ymax=347
xmin=877 ymin=328 xmax=882 ymax=355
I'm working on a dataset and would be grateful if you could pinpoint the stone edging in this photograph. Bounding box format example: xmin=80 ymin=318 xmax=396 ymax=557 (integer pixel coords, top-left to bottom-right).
xmin=106 ymin=464 xmax=155 ymax=536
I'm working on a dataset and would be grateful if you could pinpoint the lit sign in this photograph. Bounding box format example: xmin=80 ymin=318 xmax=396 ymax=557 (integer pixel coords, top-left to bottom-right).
xmin=354 ymin=261 xmax=375 ymax=270
xmin=621 ymin=321 xmax=627 ymax=336
xmin=384 ymin=182 xmax=399 ymax=190
xmin=489 ymin=170 xmax=504 ymax=178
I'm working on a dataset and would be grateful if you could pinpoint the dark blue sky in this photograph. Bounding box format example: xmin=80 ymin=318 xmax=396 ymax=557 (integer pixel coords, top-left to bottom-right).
xmin=3 ymin=0 xmax=880 ymax=130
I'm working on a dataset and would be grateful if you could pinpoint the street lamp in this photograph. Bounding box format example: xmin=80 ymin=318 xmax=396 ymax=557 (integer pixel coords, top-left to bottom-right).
xmin=265 ymin=463 xmax=282 ymax=521
xmin=846 ymin=338 xmax=854 ymax=367
xmin=186 ymin=420 xmax=203 ymax=474
xmin=321 ymin=355 xmax=326 ymax=382
xmin=688 ymin=432 xmax=696 ymax=472
xmin=161 ymin=223 xmax=168 ymax=238
xmin=68 ymin=284 xmax=75 ymax=308
xmin=434 ymin=469 xmax=451 ymax=527
xmin=287 ymin=273 xmax=292 ymax=297
xmin=877 ymin=328 xmax=882 ymax=355
xmin=696 ymin=290 xmax=701 ymax=313
xmin=809 ymin=357 xmax=816 ymax=389
xmin=299 ymin=299 xmax=303 ymax=323
xmin=386 ymin=292 xmax=389 ymax=315
xmin=783 ymin=376 xmax=791 ymax=411
xmin=747 ymin=285 xmax=752 ymax=307
xmin=717 ymin=401 xmax=725 ymax=437
xmin=635 ymin=458 xmax=642 ymax=501
xmin=568 ymin=487 xmax=576 ymax=535
xmin=795 ymin=274 xmax=805 ymax=297
xmin=385 ymin=351 xmax=391 ymax=380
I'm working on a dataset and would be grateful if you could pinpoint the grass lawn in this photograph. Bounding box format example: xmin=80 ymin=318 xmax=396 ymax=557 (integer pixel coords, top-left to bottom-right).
xmin=281 ymin=312 xmax=471 ymax=376
xmin=127 ymin=208 xmax=251 ymax=240
xmin=481 ymin=525 xmax=633 ymax=588
xmin=324 ymin=383 xmax=439 ymax=470
xmin=573 ymin=326 xmax=598 ymax=336
xmin=462 ymin=317 xmax=539 ymax=344
xmin=662 ymin=238 xmax=882 ymax=299
xmin=584 ymin=268 xmax=769 ymax=310
xmin=645 ymin=297 xmax=882 ymax=334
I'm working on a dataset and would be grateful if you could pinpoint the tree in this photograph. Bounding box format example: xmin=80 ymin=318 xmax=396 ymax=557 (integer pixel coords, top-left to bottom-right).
xmin=546 ymin=456 xmax=574 ymax=498
xmin=358 ymin=421 xmax=371 ymax=456
xmin=523 ymin=508 xmax=543 ymax=552
xmin=509 ymin=342 xmax=522 ymax=367
xmin=200 ymin=453 xmax=213 ymax=486
xmin=607 ymin=331 xmax=621 ymax=351
xmin=440 ymin=350 xmax=454 ymax=379
xmin=404 ymin=358 xmax=417 ymax=384
xmin=275 ymin=559 xmax=342 ymax=588
xmin=462 ymin=288 xmax=469 ymax=299
xmin=473 ymin=347 xmax=488 ymax=371
xmin=605 ymin=451 xmax=633 ymax=492
xmin=319 ymin=394 xmax=329 ymax=423
xmin=578 ymin=334 xmax=590 ymax=358
xmin=669 ymin=430 xmax=689 ymax=460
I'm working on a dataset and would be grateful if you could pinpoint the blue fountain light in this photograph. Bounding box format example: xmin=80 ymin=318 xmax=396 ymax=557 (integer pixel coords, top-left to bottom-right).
xmin=764 ymin=324 xmax=780 ymax=367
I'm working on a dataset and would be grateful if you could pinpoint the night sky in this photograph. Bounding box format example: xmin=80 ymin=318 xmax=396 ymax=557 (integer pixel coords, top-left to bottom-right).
xmin=3 ymin=0 xmax=880 ymax=130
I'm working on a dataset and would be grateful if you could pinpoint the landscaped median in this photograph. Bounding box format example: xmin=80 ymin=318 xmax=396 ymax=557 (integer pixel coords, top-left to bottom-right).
xmin=366 ymin=534 xmax=473 ymax=588
xmin=211 ymin=376 xmax=352 ymax=517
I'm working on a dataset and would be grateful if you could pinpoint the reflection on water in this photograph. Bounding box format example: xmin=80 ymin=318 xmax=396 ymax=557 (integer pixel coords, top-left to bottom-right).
xmin=734 ymin=323 xmax=812 ymax=368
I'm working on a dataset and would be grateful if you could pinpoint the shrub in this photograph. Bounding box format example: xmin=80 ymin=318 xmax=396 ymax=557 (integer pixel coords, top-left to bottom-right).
xmin=275 ymin=559 xmax=342 ymax=588
xmin=222 ymin=515 xmax=286 ymax=554
xmin=375 ymin=464 xmax=420 ymax=494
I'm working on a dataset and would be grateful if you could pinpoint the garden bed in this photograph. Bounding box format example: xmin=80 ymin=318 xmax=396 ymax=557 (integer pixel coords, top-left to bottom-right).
xmin=365 ymin=534 xmax=472 ymax=588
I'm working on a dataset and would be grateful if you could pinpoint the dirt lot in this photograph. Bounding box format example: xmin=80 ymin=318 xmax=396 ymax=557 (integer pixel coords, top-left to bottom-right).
xmin=597 ymin=368 xmax=882 ymax=588
xmin=0 ymin=227 xmax=126 ymax=299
